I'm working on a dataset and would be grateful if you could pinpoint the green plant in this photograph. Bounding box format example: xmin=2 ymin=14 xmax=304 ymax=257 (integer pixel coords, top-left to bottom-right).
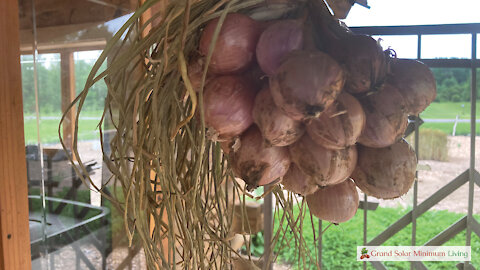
xmin=248 ymin=231 xmax=265 ymax=257
xmin=262 ymin=205 xmax=480 ymax=270
xmin=23 ymin=116 xmax=102 ymax=144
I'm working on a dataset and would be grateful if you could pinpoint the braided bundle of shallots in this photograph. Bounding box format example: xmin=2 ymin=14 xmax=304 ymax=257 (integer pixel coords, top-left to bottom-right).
xmin=192 ymin=3 xmax=436 ymax=224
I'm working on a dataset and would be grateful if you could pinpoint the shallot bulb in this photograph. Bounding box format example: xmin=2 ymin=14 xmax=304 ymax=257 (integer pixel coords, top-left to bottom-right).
xmin=256 ymin=19 xmax=304 ymax=75
xmin=337 ymin=35 xmax=387 ymax=94
xmin=306 ymin=92 xmax=365 ymax=149
xmin=220 ymin=140 xmax=233 ymax=154
xmin=199 ymin=13 xmax=262 ymax=75
xmin=243 ymin=64 xmax=268 ymax=91
xmin=231 ymin=126 xmax=291 ymax=190
xmin=306 ymin=179 xmax=359 ymax=223
xmin=289 ymin=135 xmax=357 ymax=186
xmin=388 ymin=59 xmax=437 ymax=115
xmin=203 ymin=76 xmax=256 ymax=140
xmin=282 ymin=164 xmax=318 ymax=196
xmin=358 ymin=82 xmax=408 ymax=148
xmin=270 ymin=51 xmax=345 ymax=121
xmin=302 ymin=19 xmax=319 ymax=51
xmin=219 ymin=138 xmax=240 ymax=154
xmin=252 ymin=87 xmax=305 ymax=146
xmin=187 ymin=56 xmax=209 ymax=92
xmin=351 ymin=139 xmax=417 ymax=199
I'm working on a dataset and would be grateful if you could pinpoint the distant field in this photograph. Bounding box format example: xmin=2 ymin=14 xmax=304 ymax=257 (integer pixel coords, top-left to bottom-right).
xmin=22 ymin=102 xmax=480 ymax=144
xmin=420 ymin=122 xmax=479 ymax=136
xmin=420 ymin=101 xmax=480 ymax=119
xmin=420 ymin=102 xmax=480 ymax=135
xmin=24 ymin=111 xmax=102 ymax=144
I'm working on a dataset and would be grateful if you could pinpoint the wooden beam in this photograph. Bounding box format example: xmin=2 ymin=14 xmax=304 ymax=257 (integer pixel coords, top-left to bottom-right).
xmin=61 ymin=52 xmax=77 ymax=153
xmin=21 ymin=39 xmax=106 ymax=55
xmin=20 ymin=21 xmax=108 ymax=55
xmin=139 ymin=0 xmax=171 ymax=266
xmin=18 ymin=0 xmax=135 ymax=30
xmin=0 ymin=0 xmax=32 ymax=269
xmin=19 ymin=22 xmax=109 ymax=54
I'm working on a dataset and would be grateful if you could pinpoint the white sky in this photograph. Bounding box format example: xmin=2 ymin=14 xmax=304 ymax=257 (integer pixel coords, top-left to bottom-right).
xmin=345 ymin=0 xmax=480 ymax=26
xmin=343 ymin=0 xmax=480 ymax=59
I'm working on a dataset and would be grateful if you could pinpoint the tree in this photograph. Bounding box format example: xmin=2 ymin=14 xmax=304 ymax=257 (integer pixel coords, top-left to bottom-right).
xmin=75 ymin=59 xmax=108 ymax=112
xmin=21 ymin=54 xmax=108 ymax=115
xmin=431 ymin=68 xmax=471 ymax=102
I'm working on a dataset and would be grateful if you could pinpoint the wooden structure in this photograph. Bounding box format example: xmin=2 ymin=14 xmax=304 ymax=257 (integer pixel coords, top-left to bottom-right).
xmin=0 ymin=0 xmax=138 ymax=269
xmin=2 ymin=0 xmax=261 ymax=268
xmin=18 ymin=0 xmax=136 ymax=152
xmin=0 ymin=0 xmax=32 ymax=269
xmin=18 ymin=0 xmax=136 ymax=53
xmin=349 ymin=23 xmax=480 ymax=270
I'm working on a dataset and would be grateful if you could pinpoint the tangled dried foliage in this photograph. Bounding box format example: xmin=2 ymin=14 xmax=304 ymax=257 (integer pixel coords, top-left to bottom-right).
xmin=60 ymin=0 xmax=322 ymax=269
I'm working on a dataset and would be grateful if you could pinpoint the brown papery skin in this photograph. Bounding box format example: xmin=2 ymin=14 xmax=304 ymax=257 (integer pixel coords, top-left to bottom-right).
xmin=289 ymin=135 xmax=357 ymax=186
xmin=282 ymin=164 xmax=318 ymax=196
xmin=306 ymin=92 xmax=365 ymax=149
xmin=220 ymin=140 xmax=232 ymax=154
xmin=306 ymin=179 xmax=359 ymax=223
xmin=269 ymin=50 xmax=345 ymax=121
xmin=351 ymin=139 xmax=417 ymax=200
xmin=203 ymin=76 xmax=256 ymax=140
xmin=253 ymin=87 xmax=305 ymax=146
xmin=220 ymin=138 xmax=239 ymax=154
xmin=199 ymin=13 xmax=262 ymax=75
xmin=358 ymin=82 xmax=408 ymax=148
xmin=389 ymin=59 xmax=437 ymax=115
xmin=340 ymin=35 xmax=387 ymax=94
xmin=231 ymin=126 xmax=291 ymax=190
xmin=187 ymin=56 xmax=210 ymax=92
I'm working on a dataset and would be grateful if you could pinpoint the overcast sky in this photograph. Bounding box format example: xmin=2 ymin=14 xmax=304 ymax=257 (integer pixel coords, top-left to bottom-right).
xmin=345 ymin=0 xmax=480 ymax=26
xmin=343 ymin=0 xmax=480 ymax=59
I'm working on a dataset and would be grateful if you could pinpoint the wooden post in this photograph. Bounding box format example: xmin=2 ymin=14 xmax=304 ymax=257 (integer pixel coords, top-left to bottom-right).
xmin=0 ymin=0 xmax=32 ymax=269
xmin=140 ymin=0 xmax=171 ymax=265
xmin=61 ymin=51 xmax=76 ymax=153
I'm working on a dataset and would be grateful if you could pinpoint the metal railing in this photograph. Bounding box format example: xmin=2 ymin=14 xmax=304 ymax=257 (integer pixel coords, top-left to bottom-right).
xmin=352 ymin=23 xmax=479 ymax=270
xmin=262 ymin=23 xmax=480 ymax=270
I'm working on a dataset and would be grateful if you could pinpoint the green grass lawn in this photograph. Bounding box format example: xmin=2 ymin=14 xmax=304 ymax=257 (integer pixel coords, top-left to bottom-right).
xmin=24 ymin=112 xmax=103 ymax=144
xmin=420 ymin=122 xmax=479 ymax=136
xmin=23 ymin=102 xmax=480 ymax=143
xmin=266 ymin=206 xmax=480 ymax=270
xmin=419 ymin=102 xmax=480 ymax=135
xmin=420 ymin=101 xmax=480 ymax=119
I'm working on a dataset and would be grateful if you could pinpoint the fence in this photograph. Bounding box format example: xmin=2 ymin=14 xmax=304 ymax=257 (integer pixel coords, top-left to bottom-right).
xmin=262 ymin=23 xmax=480 ymax=270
